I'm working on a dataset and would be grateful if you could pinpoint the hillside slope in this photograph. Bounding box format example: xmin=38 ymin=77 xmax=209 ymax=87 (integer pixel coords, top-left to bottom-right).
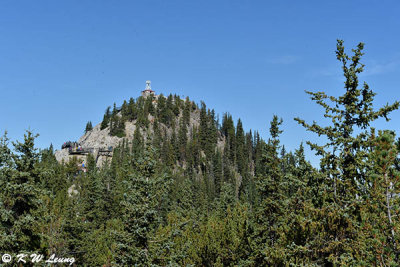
xmin=55 ymin=91 xmax=225 ymax=167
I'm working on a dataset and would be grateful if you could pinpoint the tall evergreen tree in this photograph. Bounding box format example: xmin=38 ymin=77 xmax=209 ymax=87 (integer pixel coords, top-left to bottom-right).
xmin=295 ymin=39 xmax=399 ymax=264
xmin=110 ymin=103 xmax=125 ymax=137
xmin=85 ymin=121 xmax=93 ymax=133
xmin=358 ymin=130 xmax=400 ymax=264
xmin=100 ymin=106 xmax=111 ymax=130
xmin=178 ymin=117 xmax=188 ymax=162
xmin=115 ymin=145 xmax=171 ymax=265
xmin=236 ymin=119 xmax=246 ymax=175
xmin=0 ymin=131 xmax=45 ymax=252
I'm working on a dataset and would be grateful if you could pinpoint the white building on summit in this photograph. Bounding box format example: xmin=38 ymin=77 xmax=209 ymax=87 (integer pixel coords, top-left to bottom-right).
xmin=142 ymin=80 xmax=155 ymax=97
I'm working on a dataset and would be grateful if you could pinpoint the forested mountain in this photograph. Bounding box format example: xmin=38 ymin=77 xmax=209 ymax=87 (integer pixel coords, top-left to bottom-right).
xmin=1 ymin=40 xmax=400 ymax=266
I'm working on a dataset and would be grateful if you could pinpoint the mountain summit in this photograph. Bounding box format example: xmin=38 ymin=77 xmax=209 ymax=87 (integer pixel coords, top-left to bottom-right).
xmin=55 ymin=81 xmax=227 ymax=167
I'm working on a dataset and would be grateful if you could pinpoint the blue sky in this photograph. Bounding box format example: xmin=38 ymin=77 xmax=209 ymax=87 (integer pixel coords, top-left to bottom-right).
xmin=1 ymin=0 xmax=400 ymax=164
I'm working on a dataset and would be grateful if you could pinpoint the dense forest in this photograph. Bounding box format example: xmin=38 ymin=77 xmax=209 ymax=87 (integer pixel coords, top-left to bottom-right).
xmin=1 ymin=40 xmax=400 ymax=266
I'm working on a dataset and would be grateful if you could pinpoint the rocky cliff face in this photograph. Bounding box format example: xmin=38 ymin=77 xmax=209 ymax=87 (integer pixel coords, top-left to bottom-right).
xmin=54 ymin=122 xmax=122 ymax=166
xmin=55 ymin=117 xmax=140 ymax=166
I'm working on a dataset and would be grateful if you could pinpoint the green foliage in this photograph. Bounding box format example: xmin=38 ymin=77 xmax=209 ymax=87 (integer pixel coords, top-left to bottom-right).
xmin=149 ymin=202 xmax=251 ymax=266
xmin=294 ymin=39 xmax=399 ymax=264
xmin=109 ymin=103 xmax=126 ymax=137
xmin=2 ymin=40 xmax=400 ymax=266
xmin=114 ymin=145 xmax=172 ymax=265
xmin=357 ymin=130 xmax=400 ymax=264
xmin=85 ymin=121 xmax=93 ymax=133
xmin=251 ymin=116 xmax=289 ymax=265
xmin=100 ymin=106 xmax=111 ymax=130
xmin=0 ymin=131 xmax=46 ymax=252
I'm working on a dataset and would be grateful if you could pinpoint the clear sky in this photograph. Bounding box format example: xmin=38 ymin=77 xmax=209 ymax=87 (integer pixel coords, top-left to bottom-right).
xmin=1 ymin=0 xmax=400 ymax=165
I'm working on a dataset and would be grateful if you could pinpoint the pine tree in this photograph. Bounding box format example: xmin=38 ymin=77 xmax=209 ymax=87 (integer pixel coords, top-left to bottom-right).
xmin=222 ymin=113 xmax=236 ymax=164
xmin=109 ymin=103 xmax=125 ymax=137
xmin=178 ymin=117 xmax=188 ymax=162
xmin=165 ymin=94 xmax=175 ymax=127
xmin=358 ymin=130 xmax=400 ymax=264
xmin=144 ymin=95 xmax=155 ymax=116
xmin=121 ymin=100 xmax=128 ymax=119
xmin=251 ymin=115 xmax=288 ymax=265
xmin=295 ymin=39 xmax=399 ymax=264
xmin=0 ymin=131 xmax=45 ymax=252
xmin=183 ymin=96 xmax=191 ymax=126
xmin=213 ymin=150 xmax=223 ymax=197
xmin=85 ymin=121 xmax=93 ymax=133
xmin=137 ymin=97 xmax=150 ymax=128
xmin=236 ymin=119 xmax=246 ymax=175
xmin=199 ymin=101 xmax=209 ymax=156
xmin=115 ymin=145 xmax=171 ymax=265
xmin=100 ymin=106 xmax=111 ymax=130
xmin=124 ymin=97 xmax=137 ymax=121
xmin=132 ymin=127 xmax=143 ymax=158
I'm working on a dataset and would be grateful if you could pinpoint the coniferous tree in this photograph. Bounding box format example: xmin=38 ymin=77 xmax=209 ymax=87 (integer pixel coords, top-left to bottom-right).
xmin=358 ymin=130 xmax=400 ymax=264
xmin=178 ymin=117 xmax=188 ymax=162
xmin=251 ymin=116 xmax=288 ymax=265
xmin=101 ymin=106 xmax=111 ymax=130
xmin=0 ymin=131 xmax=45 ymax=252
xmin=222 ymin=113 xmax=236 ymax=164
xmin=85 ymin=121 xmax=93 ymax=133
xmin=183 ymin=96 xmax=191 ymax=126
xmin=121 ymin=100 xmax=129 ymax=119
xmin=199 ymin=101 xmax=209 ymax=156
xmin=295 ymin=39 xmax=399 ymax=264
xmin=253 ymin=131 xmax=265 ymax=177
xmin=132 ymin=127 xmax=143 ymax=158
xmin=236 ymin=119 xmax=246 ymax=175
xmin=213 ymin=150 xmax=223 ymax=197
xmin=115 ymin=145 xmax=171 ymax=265
xmin=110 ymin=103 xmax=125 ymax=137
xmin=125 ymin=97 xmax=137 ymax=121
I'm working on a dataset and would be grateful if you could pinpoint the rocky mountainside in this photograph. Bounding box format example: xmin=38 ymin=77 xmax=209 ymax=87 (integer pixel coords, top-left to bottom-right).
xmin=53 ymin=84 xmax=256 ymax=200
xmin=55 ymin=90 xmax=225 ymax=167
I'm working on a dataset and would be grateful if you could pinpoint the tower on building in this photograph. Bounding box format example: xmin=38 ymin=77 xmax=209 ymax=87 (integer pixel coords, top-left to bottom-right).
xmin=142 ymin=80 xmax=155 ymax=97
